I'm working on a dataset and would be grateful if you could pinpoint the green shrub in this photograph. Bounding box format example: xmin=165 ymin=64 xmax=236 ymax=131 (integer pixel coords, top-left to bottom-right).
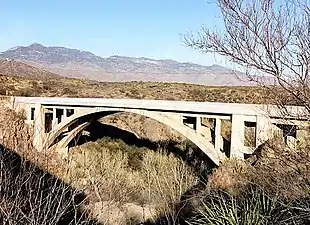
xmin=187 ymin=186 xmax=310 ymax=225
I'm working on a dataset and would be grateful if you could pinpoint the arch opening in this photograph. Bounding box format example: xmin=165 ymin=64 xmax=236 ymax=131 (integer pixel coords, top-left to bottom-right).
xmin=46 ymin=108 xmax=224 ymax=166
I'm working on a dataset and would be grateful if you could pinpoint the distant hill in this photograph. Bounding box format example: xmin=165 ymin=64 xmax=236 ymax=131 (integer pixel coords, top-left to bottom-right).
xmin=0 ymin=43 xmax=255 ymax=85
xmin=0 ymin=59 xmax=59 ymax=79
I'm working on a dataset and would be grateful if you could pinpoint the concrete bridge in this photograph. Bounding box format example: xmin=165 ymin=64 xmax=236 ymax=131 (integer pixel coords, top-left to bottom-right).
xmin=11 ymin=97 xmax=309 ymax=165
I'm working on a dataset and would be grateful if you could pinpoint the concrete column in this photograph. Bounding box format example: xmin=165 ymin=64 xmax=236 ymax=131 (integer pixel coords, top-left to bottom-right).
xmin=52 ymin=108 xmax=57 ymax=129
xmin=256 ymin=116 xmax=272 ymax=147
xmin=196 ymin=116 xmax=202 ymax=134
xmin=61 ymin=109 xmax=67 ymax=122
xmin=27 ymin=107 xmax=32 ymax=122
xmin=214 ymin=118 xmax=222 ymax=152
xmin=25 ymin=106 xmax=34 ymax=125
xmin=33 ymin=103 xmax=45 ymax=151
xmin=62 ymin=109 xmax=69 ymax=132
xmin=64 ymin=109 xmax=68 ymax=119
xmin=230 ymin=114 xmax=245 ymax=159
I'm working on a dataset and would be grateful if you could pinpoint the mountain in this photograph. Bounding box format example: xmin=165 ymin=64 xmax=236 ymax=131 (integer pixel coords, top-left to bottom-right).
xmin=0 ymin=58 xmax=60 ymax=79
xmin=0 ymin=43 xmax=254 ymax=85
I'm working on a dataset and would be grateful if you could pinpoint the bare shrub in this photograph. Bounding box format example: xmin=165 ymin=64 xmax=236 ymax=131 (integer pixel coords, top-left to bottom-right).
xmin=208 ymin=138 xmax=310 ymax=200
xmin=65 ymin=138 xmax=198 ymax=224
xmin=67 ymin=141 xmax=143 ymax=205
xmin=0 ymin=108 xmax=99 ymax=224
xmin=248 ymin=139 xmax=310 ymax=200
xmin=207 ymin=159 xmax=250 ymax=195
xmin=0 ymin=148 xmax=98 ymax=225
xmin=140 ymin=150 xmax=198 ymax=219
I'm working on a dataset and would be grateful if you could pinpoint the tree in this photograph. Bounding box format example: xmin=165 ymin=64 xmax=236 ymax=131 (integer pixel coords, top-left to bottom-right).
xmin=184 ymin=0 xmax=310 ymax=114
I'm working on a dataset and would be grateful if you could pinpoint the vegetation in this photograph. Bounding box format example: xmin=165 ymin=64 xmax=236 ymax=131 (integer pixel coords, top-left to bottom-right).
xmin=0 ymin=109 xmax=201 ymax=224
xmin=184 ymin=0 xmax=310 ymax=110
xmin=64 ymin=138 xmax=198 ymax=224
xmin=0 ymin=74 xmax=281 ymax=104
xmin=1 ymin=0 xmax=310 ymax=223
xmin=181 ymin=0 xmax=310 ymax=224
xmin=184 ymin=138 xmax=310 ymax=224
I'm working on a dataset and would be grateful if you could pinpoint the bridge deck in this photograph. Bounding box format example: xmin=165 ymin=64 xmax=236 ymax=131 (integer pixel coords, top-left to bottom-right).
xmin=14 ymin=97 xmax=306 ymax=118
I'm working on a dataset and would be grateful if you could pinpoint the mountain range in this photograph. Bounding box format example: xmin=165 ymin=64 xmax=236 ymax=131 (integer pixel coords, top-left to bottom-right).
xmin=0 ymin=43 xmax=254 ymax=85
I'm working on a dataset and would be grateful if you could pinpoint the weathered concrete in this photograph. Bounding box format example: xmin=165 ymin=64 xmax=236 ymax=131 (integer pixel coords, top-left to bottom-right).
xmin=230 ymin=114 xmax=245 ymax=159
xmin=214 ymin=118 xmax=222 ymax=153
xmin=33 ymin=103 xmax=44 ymax=151
xmin=10 ymin=96 xmax=310 ymax=166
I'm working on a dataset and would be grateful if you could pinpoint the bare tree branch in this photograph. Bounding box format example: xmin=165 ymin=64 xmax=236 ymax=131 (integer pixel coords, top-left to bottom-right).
xmin=183 ymin=0 xmax=310 ymax=115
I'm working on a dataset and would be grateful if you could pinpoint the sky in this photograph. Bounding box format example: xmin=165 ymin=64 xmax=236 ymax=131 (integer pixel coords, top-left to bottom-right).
xmin=0 ymin=0 xmax=226 ymax=66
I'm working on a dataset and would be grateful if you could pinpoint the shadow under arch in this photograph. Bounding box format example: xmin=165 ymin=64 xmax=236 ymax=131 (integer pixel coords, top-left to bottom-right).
xmin=46 ymin=108 xmax=224 ymax=165
xmin=71 ymin=120 xmax=217 ymax=173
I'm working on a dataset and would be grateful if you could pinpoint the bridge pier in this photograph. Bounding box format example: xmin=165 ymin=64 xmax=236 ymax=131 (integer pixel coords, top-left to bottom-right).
xmin=230 ymin=114 xmax=245 ymax=159
xmin=256 ymin=116 xmax=272 ymax=147
xmin=52 ymin=108 xmax=58 ymax=129
xmin=195 ymin=116 xmax=202 ymax=134
xmin=33 ymin=103 xmax=45 ymax=151
xmin=214 ymin=118 xmax=222 ymax=153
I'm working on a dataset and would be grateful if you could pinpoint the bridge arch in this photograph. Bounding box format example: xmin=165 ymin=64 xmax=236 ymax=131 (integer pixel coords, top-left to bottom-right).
xmin=44 ymin=107 xmax=225 ymax=165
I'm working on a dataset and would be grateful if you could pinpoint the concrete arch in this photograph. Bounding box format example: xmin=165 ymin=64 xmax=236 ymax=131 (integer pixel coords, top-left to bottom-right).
xmin=45 ymin=108 xmax=225 ymax=165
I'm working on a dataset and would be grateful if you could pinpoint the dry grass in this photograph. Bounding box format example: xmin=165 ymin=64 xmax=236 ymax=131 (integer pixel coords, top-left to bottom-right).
xmin=140 ymin=150 xmax=198 ymax=217
xmin=64 ymin=138 xmax=198 ymax=224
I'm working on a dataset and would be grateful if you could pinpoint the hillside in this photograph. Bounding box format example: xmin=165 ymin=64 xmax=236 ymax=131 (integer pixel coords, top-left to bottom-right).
xmin=0 ymin=59 xmax=59 ymax=79
xmin=0 ymin=72 xmax=279 ymax=105
xmin=0 ymin=43 xmax=255 ymax=85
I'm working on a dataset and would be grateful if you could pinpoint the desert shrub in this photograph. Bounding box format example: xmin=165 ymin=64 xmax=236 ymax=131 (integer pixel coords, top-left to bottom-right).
xmin=188 ymin=186 xmax=310 ymax=225
xmin=208 ymin=137 xmax=310 ymax=200
xmin=185 ymin=138 xmax=310 ymax=225
xmin=96 ymin=137 xmax=146 ymax=171
xmin=247 ymin=140 xmax=310 ymax=200
xmin=65 ymin=138 xmax=198 ymax=224
xmin=62 ymin=87 xmax=78 ymax=96
xmin=67 ymin=141 xmax=143 ymax=205
xmin=140 ymin=150 xmax=198 ymax=218
xmin=188 ymin=89 xmax=206 ymax=101
xmin=0 ymin=83 xmax=7 ymax=95
xmin=207 ymin=159 xmax=250 ymax=195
